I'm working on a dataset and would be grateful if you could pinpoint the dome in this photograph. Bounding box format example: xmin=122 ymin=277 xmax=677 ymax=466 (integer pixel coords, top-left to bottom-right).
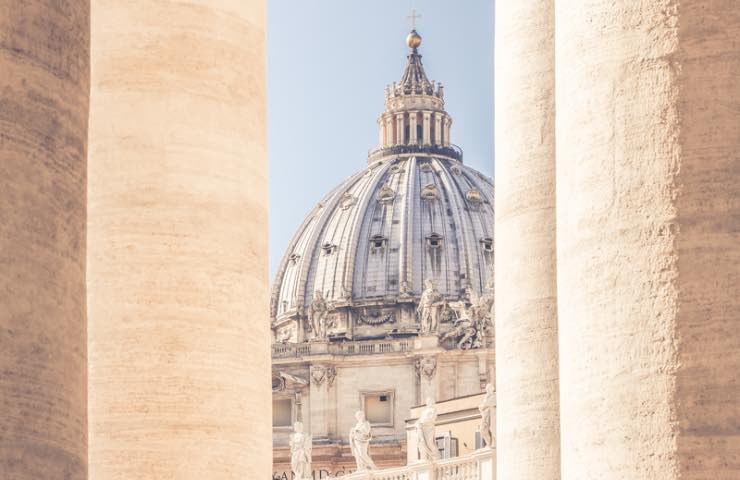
xmin=271 ymin=30 xmax=494 ymax=346
xmin=271 ymin=154 xmax=493 ymax=342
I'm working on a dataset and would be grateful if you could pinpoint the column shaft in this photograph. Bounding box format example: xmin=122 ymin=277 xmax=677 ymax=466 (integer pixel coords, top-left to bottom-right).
xmin=409 ymin=111 xmax=418 ymax=144
xmin=0 ymin=1 xmax=89 ymax=478
xmin=556 ymin=1 xmax=740 ymax=478
xmin=87 ymin=1 xmax=270 ymax=478
xmin=434 ymin=113 xmax=442 ymax=145
xmin=494 ymin=1 xmax=560 ymax=480
xmin=396 ymin=113 xmax=405 ymax=145
xmin=423 ymin=112 xmax=431 ymax=145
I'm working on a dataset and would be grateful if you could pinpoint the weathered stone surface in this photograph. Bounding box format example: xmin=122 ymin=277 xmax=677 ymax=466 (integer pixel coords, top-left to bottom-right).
xmin=556 ymin=1 xmax=740 ymax=479
xmin=494 ymin=1 xmax=560 ymax=479
xmin=87 ymin=1 xmax=270 ymax=478
xmin=0 ymin=1 xmax=89 ymax=478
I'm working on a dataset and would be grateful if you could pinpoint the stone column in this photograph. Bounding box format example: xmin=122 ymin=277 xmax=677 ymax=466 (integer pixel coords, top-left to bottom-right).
xmin=409 ymin=111 xmax=418 ymax=144
xmin=396 ymin=113 xmax=405 ymax=145
xmin=422 ymin=112 xmax=431 ymax=145
xmin=87 ymin=1 xmax=270 ymax=478
xmin=385 ymin=115 xmax=397 ymax=147
xmin=556 ymin=2 xmax=740 ymax=479
xmin=434 ymin=113 xmax=442 ymax=145
xmin=0 ymin=2 xmax=89 ymax=479
xmin=494 ymin=1 xmax=560 ymax=480
xmin=444 ymin=118 xmax=452 ymax=146
xmin=378 ymin=118 xmax=385 ymax=147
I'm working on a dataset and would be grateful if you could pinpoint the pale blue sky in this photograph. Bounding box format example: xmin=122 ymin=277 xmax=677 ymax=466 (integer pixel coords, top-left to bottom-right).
xmin=268 ymin=0 xmax=494 ymax=278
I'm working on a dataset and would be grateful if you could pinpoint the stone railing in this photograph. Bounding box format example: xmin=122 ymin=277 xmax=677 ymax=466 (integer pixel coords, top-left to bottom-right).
xmin=340 ymin=448 xmax=494 ymax=480
xmin=272 ymin=339 xmax=412 ymax=359
xmin=367 ymin=143 xmax=464 ymax=163
xmin=331 ymin=339 xmax=411 ymax=356
xmin=271 ymin=343 xmax=313 ymax=359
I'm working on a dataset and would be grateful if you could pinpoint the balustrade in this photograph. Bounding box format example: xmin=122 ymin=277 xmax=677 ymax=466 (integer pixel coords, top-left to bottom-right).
xmin=272 ymin=339 xmax=413 ymax=358
xmin=340 ymin=448 xmax=493 ymax=480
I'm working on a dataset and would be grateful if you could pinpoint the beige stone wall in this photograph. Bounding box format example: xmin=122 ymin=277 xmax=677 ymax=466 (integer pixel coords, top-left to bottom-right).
xmin=334 ymin=363 xmax=417 ymax=441
xmin=556 ymin=1 xmax=740 ymax=479
xmin=0 ymin=1 xmax=89 ymax=478
xmin=494 ymin=1 xmax=560 ymax=479
xmin=87 ymin=0 xmax=270 ymax=478
xmin=406 ymin=393 xmax=488 ymax=463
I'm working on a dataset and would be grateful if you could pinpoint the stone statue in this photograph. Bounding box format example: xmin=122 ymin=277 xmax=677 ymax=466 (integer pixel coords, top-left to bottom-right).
xmin=441 ymin=304 xmax=478 ymax=349
xmin=308 ymin=290 xmax=329 ymax=340
xmin=441 ymin=286 xmax=491 ymax=349
xmin=415 ymin=397 xmax=441 ymax=461
xmin=417 ymin=279 xmax=445 ymax=333
xmin=289 ymin=421 xmax=312 ymax=480
xmin=349 ymin=411 xmax=377 ymax=471
xmin=478 ymin=383 xmax=495 ymax=448
xmin=478 ymin=276 xmax=494 ymax=326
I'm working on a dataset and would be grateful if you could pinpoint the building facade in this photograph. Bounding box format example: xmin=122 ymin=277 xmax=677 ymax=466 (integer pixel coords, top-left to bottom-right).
xmin=271 ymin=29 xmax=495 ymax=479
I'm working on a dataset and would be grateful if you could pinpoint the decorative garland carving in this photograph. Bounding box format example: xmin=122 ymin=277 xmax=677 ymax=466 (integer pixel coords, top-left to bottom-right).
xmin=358 ymin=309 xmax=395 ymax=326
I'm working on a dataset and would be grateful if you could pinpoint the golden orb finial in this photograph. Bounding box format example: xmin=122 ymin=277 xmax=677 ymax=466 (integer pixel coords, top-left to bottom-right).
xmin=406 ymin=29 xmax=422 ymax=49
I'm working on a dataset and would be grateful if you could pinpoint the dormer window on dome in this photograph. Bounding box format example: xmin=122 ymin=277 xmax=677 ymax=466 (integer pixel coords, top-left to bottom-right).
xmin=480 ymin=237 xmax=494 ymax=253
xmin=369 ymin=234 xmax=387 ymax=253
xmin=377 ymin=185 xmax=395 ymax=203
xmin=322 ymin=243 xmax=337 ymax=255
xmin=421 ymin=184 xmax=439 ymax=201
xmin=426 ymin=233 xmax=443 ymax=249
xmin=466 ymin=189 xmax=483 ymax=204
xmin=340 ymin=192 xmax=357 ymax=210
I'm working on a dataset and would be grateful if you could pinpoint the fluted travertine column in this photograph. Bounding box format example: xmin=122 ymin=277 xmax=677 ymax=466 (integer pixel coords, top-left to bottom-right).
xmin=494 ymin=2 xmax=560 ymax=480
xmin=556 ymin=2 xmax=740 ymax=479
xmin=0 ymin=1 xmax=89 ymax=478
xmin=87 ymin=1 xmax=270 ymax=478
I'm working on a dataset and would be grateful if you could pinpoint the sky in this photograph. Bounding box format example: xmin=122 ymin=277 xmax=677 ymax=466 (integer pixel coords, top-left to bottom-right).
xmin=267 ymin=0 xmax=494 ymax=278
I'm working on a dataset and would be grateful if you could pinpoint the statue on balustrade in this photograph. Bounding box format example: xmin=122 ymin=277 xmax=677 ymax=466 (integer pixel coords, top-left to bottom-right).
xmin=417 ymin=279 xmax=445 ymax=333
xmin=350 ymin=410 xmax=377 ymax=472
xmin=478 ymin=383 xmax=495 ymax=448
xmin=415 ymin=397 xmax=441 ymax=461
xmin=290 ymin=421 xmax=312 ymax=480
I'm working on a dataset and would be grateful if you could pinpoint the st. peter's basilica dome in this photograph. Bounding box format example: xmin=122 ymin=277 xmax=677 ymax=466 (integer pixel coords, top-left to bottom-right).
xmin=271 ymin=30 xmax=494 ymax=347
